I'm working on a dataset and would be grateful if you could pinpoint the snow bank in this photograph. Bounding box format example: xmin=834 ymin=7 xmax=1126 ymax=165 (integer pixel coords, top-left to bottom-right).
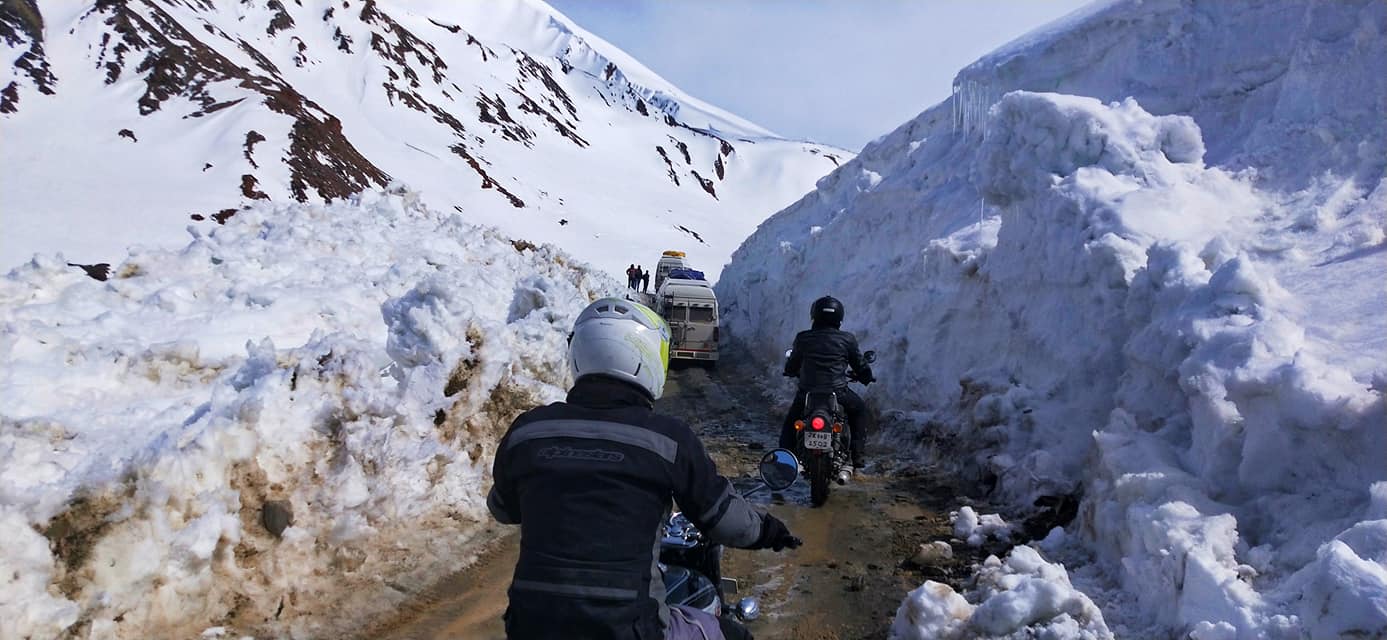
xmin=718 ymin=0 xmax=1385 ymax=635
xmin=890 ymin=546 xmax=1112 ymax=640
xmin=0 ymin=189 xmax=614 ymax=639
xmin=953 ymin=506 xmax=1014 ymax=548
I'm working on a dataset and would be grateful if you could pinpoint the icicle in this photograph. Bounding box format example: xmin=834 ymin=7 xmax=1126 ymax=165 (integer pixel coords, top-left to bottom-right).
xmin=952 ymin=78 xmax=1001 ymax=139
xmin=966 ymin=82 xmax=974 ymax=134
xmin=951 ymin=82 xmax=960 ymax=135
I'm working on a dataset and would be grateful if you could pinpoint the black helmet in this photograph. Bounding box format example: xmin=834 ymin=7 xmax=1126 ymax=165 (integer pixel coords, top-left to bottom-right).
xmin=810 ymin=295 xmax=844 ymax=327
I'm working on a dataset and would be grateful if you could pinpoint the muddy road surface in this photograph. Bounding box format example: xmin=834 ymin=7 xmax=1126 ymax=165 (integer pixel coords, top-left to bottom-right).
xmin=366 ymin=359 xmax=974 ymax=640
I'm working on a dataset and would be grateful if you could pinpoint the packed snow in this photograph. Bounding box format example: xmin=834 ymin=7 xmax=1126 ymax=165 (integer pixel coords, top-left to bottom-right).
xmin=890 ymin=545 xmax=1112 ymax=640
xmin=719 ymin=0 xmax=1386 ymax=637
xmin=0 ymin=188 xmax=615 ymax=639
xmin=952 ymin=506 xmax=1014 ymax=548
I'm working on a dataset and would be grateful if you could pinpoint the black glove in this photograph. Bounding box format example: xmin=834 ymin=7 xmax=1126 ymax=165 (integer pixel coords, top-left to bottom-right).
xmin=753 ymin=514 xmax=802 ymax=551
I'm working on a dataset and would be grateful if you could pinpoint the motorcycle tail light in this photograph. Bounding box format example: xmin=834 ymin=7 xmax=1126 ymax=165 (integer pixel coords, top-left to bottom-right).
xmin=794 ymin=420 xmax=804 ymax=431
xmin=832 ymin=422 xmax=842 ymax=433
xmin=811 ymin=416 xmax=826 ymax=431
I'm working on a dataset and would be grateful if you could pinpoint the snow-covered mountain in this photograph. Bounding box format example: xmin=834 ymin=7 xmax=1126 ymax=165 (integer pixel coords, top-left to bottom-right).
xmin=718 ymin=0 xmax=1385 ymax=637
xmin=0 ymin=0 xmax=847 ymax=278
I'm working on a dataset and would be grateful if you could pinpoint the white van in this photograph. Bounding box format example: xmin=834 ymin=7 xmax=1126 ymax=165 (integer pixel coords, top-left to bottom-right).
xmin=656 ymin=278 xmax=718 ymax=364
xmin=654 ymin=251 xmax=688 ymax=290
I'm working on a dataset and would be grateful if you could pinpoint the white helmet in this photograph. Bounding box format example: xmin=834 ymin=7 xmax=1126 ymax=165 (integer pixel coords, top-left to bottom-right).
xmin=569 ymin=297 xmax=672 ymax=399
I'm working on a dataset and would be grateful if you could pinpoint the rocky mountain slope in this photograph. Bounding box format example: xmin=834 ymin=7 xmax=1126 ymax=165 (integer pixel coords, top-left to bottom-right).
xmin=0 ymin=0 xmax=847 ymax=277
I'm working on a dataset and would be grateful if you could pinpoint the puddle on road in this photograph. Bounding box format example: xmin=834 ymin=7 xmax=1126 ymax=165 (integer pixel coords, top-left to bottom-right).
xmin=721 ymin=474 xmax=945 ymax=640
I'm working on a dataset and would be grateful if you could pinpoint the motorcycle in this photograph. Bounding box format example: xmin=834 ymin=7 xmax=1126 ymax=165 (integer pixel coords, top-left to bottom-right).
xmin=785 ymin=349 xmax=876 ymax=507
xmin=661 ymin=448 xmax=800 ymax=620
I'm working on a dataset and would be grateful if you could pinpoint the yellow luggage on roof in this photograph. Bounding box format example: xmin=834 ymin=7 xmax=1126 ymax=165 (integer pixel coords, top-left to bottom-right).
xmin=662 ymin=250 xmax=686 ymax=258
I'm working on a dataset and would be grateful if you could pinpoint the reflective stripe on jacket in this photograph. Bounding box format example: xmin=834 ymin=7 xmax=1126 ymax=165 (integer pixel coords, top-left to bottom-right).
xmin=488 ymin=375 xmax=766 ymax=639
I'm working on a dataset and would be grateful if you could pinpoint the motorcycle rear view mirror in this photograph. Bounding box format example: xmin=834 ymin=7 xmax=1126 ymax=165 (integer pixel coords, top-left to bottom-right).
xmin=718 ymin=578 xmax=762 ymax=620
xmin=736 ymin=596 xmax=761 ymax=621
xmin=863 ymin=350 xmax=877 ymax=364
xmin=758 ymin=448 xmax=799 ymax=491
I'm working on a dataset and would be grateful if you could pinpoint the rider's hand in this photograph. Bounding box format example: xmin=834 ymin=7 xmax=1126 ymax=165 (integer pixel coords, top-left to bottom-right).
xmin=754 ymin=515 xmax=802 ymax=552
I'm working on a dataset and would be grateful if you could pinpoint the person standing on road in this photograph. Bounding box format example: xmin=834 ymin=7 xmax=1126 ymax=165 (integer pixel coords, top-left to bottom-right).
xmin=641 ymin=268 xmax=651 ymax=293
xmin=780 ymin=295 xmax=875 ymax=472
xmin=488 ymin=297 xmax=801 ymax=640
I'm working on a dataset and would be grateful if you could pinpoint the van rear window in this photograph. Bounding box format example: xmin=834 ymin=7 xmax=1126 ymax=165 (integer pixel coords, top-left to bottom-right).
xmin=687 ymin=307 xmax=716 ymax=323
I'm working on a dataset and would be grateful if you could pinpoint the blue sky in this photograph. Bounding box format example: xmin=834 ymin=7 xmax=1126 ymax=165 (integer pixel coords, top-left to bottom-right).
xmin=548 ymin=0 xmax=1092 ymax=151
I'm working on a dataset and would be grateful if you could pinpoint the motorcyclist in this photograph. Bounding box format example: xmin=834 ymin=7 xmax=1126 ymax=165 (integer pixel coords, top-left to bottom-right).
xmin=488 ymin=297 xmax=801 ymax=640
xmin=780 ymin=295 xmax=875 ymax=472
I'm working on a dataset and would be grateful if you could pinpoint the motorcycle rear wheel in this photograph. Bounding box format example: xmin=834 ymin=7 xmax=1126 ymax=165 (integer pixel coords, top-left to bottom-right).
xmin=806 ymin=452 xmax=830 ymax=507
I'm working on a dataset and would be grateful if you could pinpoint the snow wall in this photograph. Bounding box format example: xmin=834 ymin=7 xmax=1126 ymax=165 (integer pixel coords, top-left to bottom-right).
xmin=0 ymin=189 xmax=616 ymax=639
xmin=716 ymin=0 xmax=1386 ymax=637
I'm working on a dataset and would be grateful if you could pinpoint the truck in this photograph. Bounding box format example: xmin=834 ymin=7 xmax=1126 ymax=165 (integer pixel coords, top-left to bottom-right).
xmin=655 ymin=273 xmax=719 ymax=365
xmin=653 ymin=250 xmax=688 ymax=290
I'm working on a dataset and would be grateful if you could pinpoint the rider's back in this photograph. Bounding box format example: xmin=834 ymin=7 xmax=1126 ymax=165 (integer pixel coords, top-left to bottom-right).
xmin=491 ymin=375 xmax=760 ymax=639
xmin=788 ymin=327 xmax=863 ymax=392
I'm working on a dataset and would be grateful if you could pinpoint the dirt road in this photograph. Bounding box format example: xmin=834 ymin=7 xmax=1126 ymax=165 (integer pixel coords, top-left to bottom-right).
xmin=365 ymin=359 xmax=973 ymax=640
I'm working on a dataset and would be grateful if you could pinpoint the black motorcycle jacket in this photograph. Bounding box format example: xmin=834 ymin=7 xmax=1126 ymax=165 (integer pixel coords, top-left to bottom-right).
xmin=488 ymin=375 xmax=768 ymax=639
xmin=784 ymin=326 xmax=873 ymax=392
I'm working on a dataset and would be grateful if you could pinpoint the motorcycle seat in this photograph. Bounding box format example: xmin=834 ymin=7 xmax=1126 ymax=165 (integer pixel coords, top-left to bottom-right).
xmin=803 ymin=391 xmax=839 ymax=415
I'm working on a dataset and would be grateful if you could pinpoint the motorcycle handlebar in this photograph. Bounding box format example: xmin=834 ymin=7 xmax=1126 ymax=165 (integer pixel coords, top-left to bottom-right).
xmin=782 ymin=346 xmax=875 ymax=384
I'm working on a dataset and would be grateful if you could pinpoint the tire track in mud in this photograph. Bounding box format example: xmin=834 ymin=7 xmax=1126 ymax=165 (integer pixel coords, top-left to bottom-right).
xmin=671 ymin=361 xmax=972 ymax=640
xmin=366 ymin=358 xmax=976 ymax=640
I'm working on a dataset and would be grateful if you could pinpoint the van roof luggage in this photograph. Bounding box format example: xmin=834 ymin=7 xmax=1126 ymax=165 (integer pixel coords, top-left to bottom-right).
xmin=668 ymin=268 xmax=706 ymax=282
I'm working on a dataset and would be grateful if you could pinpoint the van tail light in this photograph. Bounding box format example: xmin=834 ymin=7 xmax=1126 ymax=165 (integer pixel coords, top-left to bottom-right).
xmin=811 ymin=417 xmax=826 ymax=431
xmin=713 ymin=326 xmax=719 ymax=342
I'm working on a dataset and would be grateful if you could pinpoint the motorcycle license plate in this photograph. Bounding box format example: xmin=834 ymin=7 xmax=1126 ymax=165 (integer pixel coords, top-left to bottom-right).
xmin=803 ymin=431 xmax=832 ymax=451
